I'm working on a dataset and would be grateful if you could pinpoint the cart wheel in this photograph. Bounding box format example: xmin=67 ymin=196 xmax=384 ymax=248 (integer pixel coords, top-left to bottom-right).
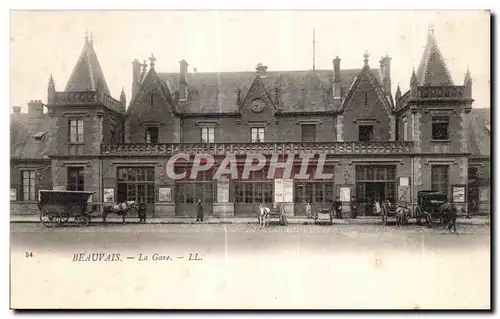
xmin=75 ymin=215 xmax=90 ymax=227
xmin=40 ymin=210 xmax=61 ymax=228
xmin=424 ymin=212 xmax=432 ymax=228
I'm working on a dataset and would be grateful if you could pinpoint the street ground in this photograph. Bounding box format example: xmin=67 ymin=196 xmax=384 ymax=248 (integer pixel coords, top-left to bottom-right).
xmin=10 ymin=223 xmax=491 ymax=309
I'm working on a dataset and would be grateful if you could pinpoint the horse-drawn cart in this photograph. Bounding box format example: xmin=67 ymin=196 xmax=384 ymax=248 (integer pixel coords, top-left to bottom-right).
xmin=38 ymin=190 xmax=98 ymax=227
xmin=314 ymin=205 xmax=333 ymax=225
xmin=381 ymin=202 xmax=410 ymax=226
xmin=414 ymin=191 xmax=448 ymax=227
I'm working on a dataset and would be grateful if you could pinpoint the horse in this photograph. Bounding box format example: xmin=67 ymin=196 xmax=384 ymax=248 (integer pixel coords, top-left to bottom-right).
xmin=439 ymin=202 xmax=457 ymax=233
xmin=102 ymin=201 xmax=138 ymax=225
xmin=258 ymin=205 xmax=270 ymax=227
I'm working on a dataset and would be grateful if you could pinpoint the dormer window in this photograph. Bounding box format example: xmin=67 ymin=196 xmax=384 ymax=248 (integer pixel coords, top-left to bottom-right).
xmin=201 ymin=127 xmax=215 ymax=143
xmin=359 ymin=125 xmax=374 ymax=142
xmin=149 ymin=92 xmax=155 ymax=107
xmin=251 ymin=127 xmax=265 ymax=143
xmin=145 ymin=127 xmax=159 ymax=144
xmin=364 ymin=91 xmax=368 ymax=105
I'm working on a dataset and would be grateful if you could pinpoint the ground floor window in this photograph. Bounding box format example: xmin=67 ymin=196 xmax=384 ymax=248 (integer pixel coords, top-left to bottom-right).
xmin=234 ymin=182 xmax=273 ymax=204
xmin=67 ymin=167 xmax=84 ymax=191
xmin=294 ymin=182 xmax=334 ymax=203
xmin=356 ymin=165 xmax=397 ymax=203
xmin=117 ymin=167 xmax=155 ymax=203
xmin=431 ymin=165 xmax=449 ymax=195
xmin=175 ymin=182 xmax=214 ymax=203
xmin=21 ymin=170 xmax=36 ymax=201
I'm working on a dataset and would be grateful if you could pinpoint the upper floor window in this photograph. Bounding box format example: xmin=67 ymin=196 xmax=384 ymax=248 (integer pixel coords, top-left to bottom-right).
xmin=21 ymin=170 xmax=36 ymax=201
xmin=432 ymin=116 xmax=449 ymax=140
xmin=201 ymin=127 xmax=215 ymax=143
xmin=145 ymin=127 xmax=159 ymax=144
xmin=364 ymin=91 xmax=368 ymax=105
xmin=403 ymin=120 xmax=409 ymax=141
xmin=251 ymin=127 xmax=265 ymax=143
xmin=69 ymin=119 xmax=84 ymax=143
xmin=149 ymin=92 xmax=155 ymax=107
xmin=301 ymin=124 xmax=317 ymax=142
xmin=359 ymin=125 xmax=374 ymax=141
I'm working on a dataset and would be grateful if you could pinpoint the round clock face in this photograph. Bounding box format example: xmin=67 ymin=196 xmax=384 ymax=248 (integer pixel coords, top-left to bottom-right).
xmin=251 ymin=99 xmax=265 ymax=113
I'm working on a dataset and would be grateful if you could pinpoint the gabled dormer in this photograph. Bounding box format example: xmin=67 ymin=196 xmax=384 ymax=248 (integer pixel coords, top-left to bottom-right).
xmin=126 ymin=54 xmax=180 ymax=144
xmin=339 ymin=51 xmax=395 ymax=142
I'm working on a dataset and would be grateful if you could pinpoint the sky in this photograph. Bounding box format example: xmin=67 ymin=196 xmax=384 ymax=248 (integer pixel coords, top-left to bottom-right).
xmin=9 ymin=10 xmax=490 ymax=112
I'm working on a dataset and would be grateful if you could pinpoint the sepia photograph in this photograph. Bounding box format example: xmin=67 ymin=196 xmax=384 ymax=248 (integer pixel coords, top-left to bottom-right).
xmin=8 ymin=9 xmax=491 ymax=310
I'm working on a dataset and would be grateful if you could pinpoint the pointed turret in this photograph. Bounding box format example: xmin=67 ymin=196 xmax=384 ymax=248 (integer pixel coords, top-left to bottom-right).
xmin=363 ymin=51 xmax=370 ymax=67
xmin=65 ymin=32 xmax=110 ymax=94
xmin=119 ymin=88 xmax=127 ymax=113
xmin=48 ymin=74 xmax=56 ymax=104
xmin=464 ymin=67 xmax=472 ymax=98
xmin=410 ymin=68 xmax=418 ymax=98
xmin=395 ymin=83 xmax=402 ymax=108
xmin=415 ymin=26 xmax=454 ymax=86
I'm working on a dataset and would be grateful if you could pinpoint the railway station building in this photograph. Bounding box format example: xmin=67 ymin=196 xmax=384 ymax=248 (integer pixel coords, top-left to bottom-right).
xmin=10 ymin=28 xmax=491 ymax=218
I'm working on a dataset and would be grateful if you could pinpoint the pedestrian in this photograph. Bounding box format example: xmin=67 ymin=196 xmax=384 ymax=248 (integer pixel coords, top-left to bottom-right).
xmin=306 ymin=201 xmax=312 ymax=219
xmin=350 ymin=196 xmax=358 ymax=219
xmin=444 ymin=200 xmax=457 ymax=233
xmin=334 ymin=196 xmax=343 ymax=219
xmin=375 ymin=199 xmax=382 ymax=215
xmin=196 ymin=199 xmax=204 ymax=222
xmin=137 ymin=198 xmax=147 ymax=224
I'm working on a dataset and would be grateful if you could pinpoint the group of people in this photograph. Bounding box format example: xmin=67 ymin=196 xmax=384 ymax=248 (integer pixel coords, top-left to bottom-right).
xmin=305 ymin=196 xmax=359 ymax=219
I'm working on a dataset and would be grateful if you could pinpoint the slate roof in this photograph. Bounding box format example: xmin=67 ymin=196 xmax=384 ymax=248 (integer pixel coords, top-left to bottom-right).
xmin=10 ymin=113 xmax=53 ymax=160
xmin=416 ymin=29 xmax=454 ymax=86
xmin=64 ymin=37 xmax=111 ymax=95
xmin=469 ymin=108 xmax=491 ymax=156
xmin=158 ymin=68 xmax=383 ymax=114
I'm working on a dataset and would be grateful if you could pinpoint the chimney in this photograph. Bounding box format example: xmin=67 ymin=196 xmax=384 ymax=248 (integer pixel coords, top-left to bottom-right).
xmin=12 ymin=106 xmax=21 ymax=114
xmin=179 ymin=59 xmax=189 ymax=101
xmin=28 ymin=100 xmax=44 ymax=118
xmin=379 ymin=55 xmax=392 ymax=95
xmin=332 ymin=56 xmax=341 ymax=100
xmin=131 ymin=59 xmax=141 ymax=101
xmin=255 ymin=63 xmax=268 ymax=78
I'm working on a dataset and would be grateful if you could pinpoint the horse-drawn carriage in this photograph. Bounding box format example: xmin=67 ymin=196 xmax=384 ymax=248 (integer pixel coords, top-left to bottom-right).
xmin=381 ymin=201 xmax=411 ymax=226
xmin=414 ymin=190 xmax=450 ymax=227
xmin=258 ymin=203 xmax=288 ymax=226
xmin=38 ymin=190 xmax=98 ymax=227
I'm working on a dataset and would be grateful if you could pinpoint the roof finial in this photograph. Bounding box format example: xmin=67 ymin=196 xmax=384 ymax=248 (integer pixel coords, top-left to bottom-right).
xmin=363 ymin=50 xmax=370 ymax=66
xmin=428 ymin=25 xmax=435 ymax=36
xmin=84 ymin=29 xmax=89 ymax=43
xmin=313 ymin=29 xmax=316 ymax=71
xmin=149 ymin=53 xmax=156 ymax=68
xmin=89 ymin=32 xmax=93 ymax=45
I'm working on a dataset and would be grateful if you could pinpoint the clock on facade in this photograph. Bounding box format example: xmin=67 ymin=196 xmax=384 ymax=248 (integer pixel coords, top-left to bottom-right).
xmin=251 ymin=99 xmax=265 ymax=113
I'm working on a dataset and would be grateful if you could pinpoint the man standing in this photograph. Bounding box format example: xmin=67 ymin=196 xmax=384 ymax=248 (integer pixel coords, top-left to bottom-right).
xmin=306 ymin=202 xmax=312 ymax=219
xmin=350 ymin=196 xmax=358 ymax=219
xmin=196 ymin=199 xmax=204 ymax=222
xmin=137 ymin=198 xmax=147 ymax=224
xmin=334 ymin=196 xmax=343 ymax=219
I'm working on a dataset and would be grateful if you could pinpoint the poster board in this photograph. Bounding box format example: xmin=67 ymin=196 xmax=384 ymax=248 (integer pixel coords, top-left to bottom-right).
xmin=479 ymin=186 xmax=489 ymax=202
xmin=216 ymin=178 xmax=229 ymax=203
xmin=282 ymin=179 xmax=293 ymax=203
xmin=10 ymin=189 xmax=16 ymax=201
xmin=452 ymin=186 xmax=466 ymax=203
xmin=159 ymin=187 xmax=172 ymax=202
xmin=399 ymin=177 xmax=409 ymax=187
xmin=274 ymin=179 xmax=283 ymax=203
xmin=340 ymin=187 xmax=350 ymax=202
xmin=104 ymin=188 xmax=115 ymax=203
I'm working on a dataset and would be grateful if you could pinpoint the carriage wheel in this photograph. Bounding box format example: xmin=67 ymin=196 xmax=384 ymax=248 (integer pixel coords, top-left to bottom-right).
xmin=415 ymin=207 xmax=422 ymax=225
xmin=75 ymin=215 xmax=90 ymax=227
xmin=40 ymin=210 xmax=61 ymax=228
xmin=424 ymin=212 xmax=432 ymax=228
